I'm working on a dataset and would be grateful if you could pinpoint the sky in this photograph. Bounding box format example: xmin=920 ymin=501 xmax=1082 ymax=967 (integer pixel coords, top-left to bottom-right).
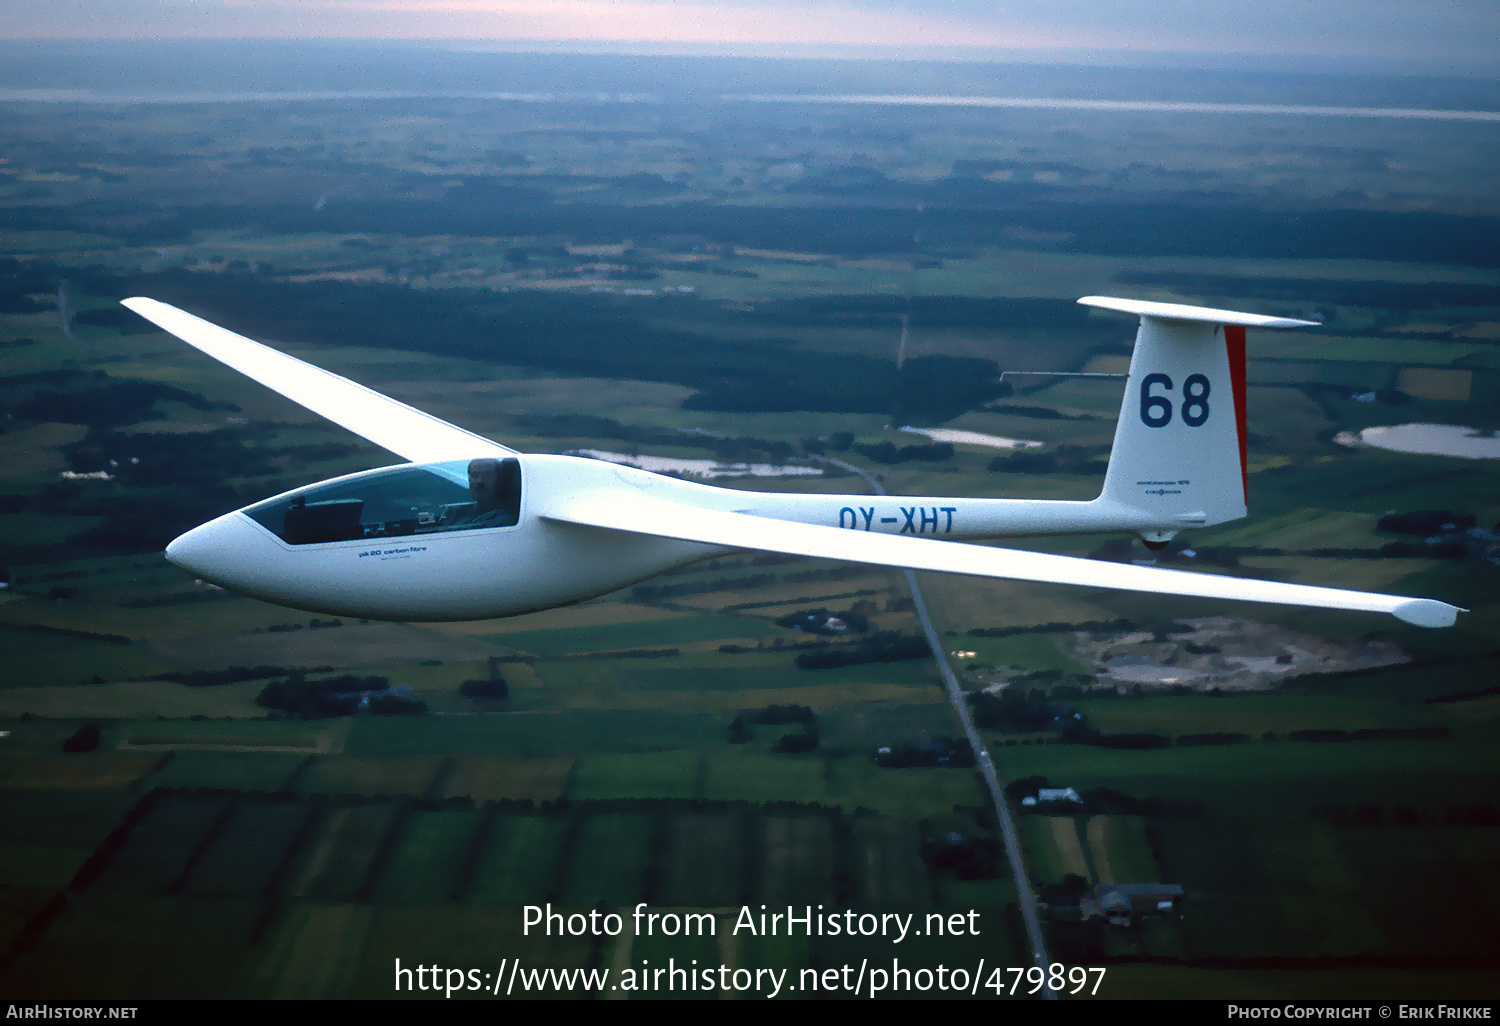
xmin=6 ymin=1 xmax=1499 ymax=68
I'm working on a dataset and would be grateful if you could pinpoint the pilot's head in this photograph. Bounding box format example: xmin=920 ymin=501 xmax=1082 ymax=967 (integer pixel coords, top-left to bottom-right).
xmin=468 ymin=458 xmax=502 ymax=510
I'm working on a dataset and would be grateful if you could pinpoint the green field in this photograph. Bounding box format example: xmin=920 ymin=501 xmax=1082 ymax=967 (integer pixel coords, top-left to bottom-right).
xmin=559 ymin=811 xmax=656 ymax=906
xmin=485 ymin=615 xmax=778 ymax=656
xmin=660 ymin=812 xmax=746 ymax=906
xmin=283 ymin=804 xmax=399 ymax=902
xmin=465 ymin=814 xmax=570 ymax=904
xmin=569 ymin=750 xmax=699 ymax=801
xmin=370 ymin=809 xmax=483 ymax=903
xmin=182 ymin=800 xmax=311 ymax=897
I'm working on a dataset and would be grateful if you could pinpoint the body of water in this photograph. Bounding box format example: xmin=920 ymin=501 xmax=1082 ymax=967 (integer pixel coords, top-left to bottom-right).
xmin=1 ymin=88 xmax=1496 ymax=122
xmin=898 ymin=426 xmax=1043 ymax=450
xmin=728 ymin=94 xmax=1500 ymax=122
xmin=569 ymin=450 xmax=823 ymax=478
xmin=1338 ymin=423 xmax=1500 ymax=458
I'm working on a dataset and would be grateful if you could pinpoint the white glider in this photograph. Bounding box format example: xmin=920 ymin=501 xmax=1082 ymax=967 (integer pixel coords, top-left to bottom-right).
xmin=120 ymin=295 xmax=1461 ymax=628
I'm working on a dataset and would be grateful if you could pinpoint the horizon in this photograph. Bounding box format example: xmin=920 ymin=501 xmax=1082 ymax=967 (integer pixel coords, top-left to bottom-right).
xmin=4 ymin=1 xmax=1497 ymax=78
xmin=4 ymin=38 xmax=1499 ymax=78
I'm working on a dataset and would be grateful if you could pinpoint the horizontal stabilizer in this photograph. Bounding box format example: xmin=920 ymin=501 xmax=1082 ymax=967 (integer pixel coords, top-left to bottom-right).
xmin=543 ymin=490 xmax=1463 ymax=628
xmin=1079 ymin=296 xmax=1320 ymax=328
xmin=121 ymin=298 xmax=515 ymax=464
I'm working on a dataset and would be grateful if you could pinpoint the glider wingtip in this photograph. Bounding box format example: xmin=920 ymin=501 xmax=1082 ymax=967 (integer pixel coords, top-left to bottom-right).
xmin=1393 ymin=599 xmax=1464 ymax=628
xmin=120 ymin=296 xmax=163 ymax=315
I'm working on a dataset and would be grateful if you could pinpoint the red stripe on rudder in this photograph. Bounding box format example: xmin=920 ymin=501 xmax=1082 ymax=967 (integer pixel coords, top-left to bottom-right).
xmin=1225 ymin=325 xmax=1249 ymax=504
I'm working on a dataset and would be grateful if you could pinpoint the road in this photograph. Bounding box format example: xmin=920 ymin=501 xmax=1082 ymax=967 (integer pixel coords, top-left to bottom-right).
xmin=809 ymin=455 xmax=1056 ymax=996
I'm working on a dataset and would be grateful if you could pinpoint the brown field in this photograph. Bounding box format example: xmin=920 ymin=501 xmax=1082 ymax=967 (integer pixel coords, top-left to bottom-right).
xmin=0 ymin=422 xmax=87 ymax=477
xmin=296 ymin=755 xmax=445 ymax=798
xmin=5 ymin=754 xmax=162 ymax=789
xmin=468 ymin=601 xmax=686 ymax=636
xmin=150 ymin=622 xmax=500 ymax=671
xmin=439 ymin=754 xmax=573 ymax=803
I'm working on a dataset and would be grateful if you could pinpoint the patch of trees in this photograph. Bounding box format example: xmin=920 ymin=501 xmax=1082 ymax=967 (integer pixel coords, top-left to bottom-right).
xmin=25 ymin=181 xmax=1500 ymax=270
xmin=1381 ymin=540 xmax=1471 ymax=558
xmin=10 ymin=373 xmax=231 ymax=431
xmin=782 ymin=566 xmax=871 ymax=587
xmin=1062 ymin=727 xmax=1171 ymax=750
xmin=0 ymin=257 xmax=58 ymax=313
xmin=968 ymin=688 xmax=1080 ymax=732
xmin=62 ymin=425 xmax=359 ymax=490
xmin=516 ymin=413 xmax=796 ymax=462
xmin=756 ymin=704 xmax=816 ymax=725
xmin=660 ymin=553 xmax=802 ymax=578
xmin=853 ymin=441 xmax=954 ymax=465
xmin=873 ymin=736 xmax=975 ymax=769
xmin=775 ymin=608 xmax=869 ymax=635
xmin=460 ymin=656 xmax=510 ymax=700
xmin=767 ymin=295 xmax=1105 ymax=333
xmin=1006 ymin=776 xmax=1204 ymax=818
xmin=1377 ymin=510 xmax=1476 ymax=536
xmin=631 ymin=573 xmax=775 ymax=602
xmin=967 ymin=618 xmax=1137 ymax=639
xmin=563 ymin=647 xmax=680 ymax=660
xmin=727 ymin=704 xmax=819 ymax=751
xmin=988 ymin=445 xmax=1109 ymax=476
xmin=119 ymin=591 xmax=225 ymax=608
xmin=161 ymin=665 xmax=306 ymax=687
xmin=722 ymin=587 xmax=881 ymax=613
xmin=70 ymin=307 xmax=158 ymax=334
xmin=0 ymin=473 xmax=262 ymax=568
xmin=922 ymin=836 xmax=1001 ymax=880
xmin=1299 ymin=382 xmax=1410 ymax=418
xmin=62 ymin=724 xmax=101 ymax=753
xmin=801 ymin=431 xmax=856 ymax=455
xmin=1425 ymin=685 xmax=1500 ymax=705
xmin=23 ymin=623 xmax=130 ymax=645
xmin=773 ymin=727 xmax=820 ymax=753
xmin=1040 ymin=874 xmax=1091 ymax=906
xmin=795 ymin=632 xmax=929 ymax=670
xmin=255 ymin=672 xmax=426 ymax=718
xmin=1288 ymin=727 xmax=1448 ymax=742
xmin=720 ymin=638 xmax=832 ymax=655
xmin=95 ymin=265 xmax=923 ymax=419
xmin=986 ymin=404 xmax=1092 ymax=421
xmin=1175 ymin=732 xmax=1248 ymax=747
xmin=368 ymin=693 xmax=428 ymax=715
xmin=1114 ymin=271 xmax=1500 ymax=312
xmin=892 ymin=356 xmax=1006 ymax=427
xmin=459 ymin=678 xmax=509 ymax=699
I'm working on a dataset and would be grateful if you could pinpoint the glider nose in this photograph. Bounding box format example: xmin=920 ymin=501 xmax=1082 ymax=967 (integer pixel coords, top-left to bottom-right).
xmin=165 ymin=515 xmax=246 ymax=588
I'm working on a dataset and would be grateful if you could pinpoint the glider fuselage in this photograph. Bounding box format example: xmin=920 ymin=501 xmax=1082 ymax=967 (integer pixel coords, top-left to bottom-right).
xmin=167 ymin=453 xmax=1182 ymax=621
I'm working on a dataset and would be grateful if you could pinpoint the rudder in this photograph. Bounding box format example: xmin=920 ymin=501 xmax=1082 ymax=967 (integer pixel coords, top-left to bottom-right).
xmin=1079 ymin=296 xmax=1319 ymax=539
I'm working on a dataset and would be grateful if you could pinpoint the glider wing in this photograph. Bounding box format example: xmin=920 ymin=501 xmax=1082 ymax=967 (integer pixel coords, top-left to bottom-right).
xmin=121 ymin=297 xmax=516 ymax=464
xmin=543 ymin=490 xmax=1461 ymax=628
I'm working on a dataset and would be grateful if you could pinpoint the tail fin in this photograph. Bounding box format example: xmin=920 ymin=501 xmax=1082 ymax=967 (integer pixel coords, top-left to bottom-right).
xmin=1080 ymin=297 xmax=1318 ymax=540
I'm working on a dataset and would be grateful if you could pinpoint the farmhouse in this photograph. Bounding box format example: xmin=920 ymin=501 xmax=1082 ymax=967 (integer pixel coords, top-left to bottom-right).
xmin=1095 ymin=883 xmax=1185 ymax=924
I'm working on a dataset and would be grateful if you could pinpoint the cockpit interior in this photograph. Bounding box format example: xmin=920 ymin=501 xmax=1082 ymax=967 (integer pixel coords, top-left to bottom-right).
xmin=244 ymin=458 xmax=523 ymax=545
